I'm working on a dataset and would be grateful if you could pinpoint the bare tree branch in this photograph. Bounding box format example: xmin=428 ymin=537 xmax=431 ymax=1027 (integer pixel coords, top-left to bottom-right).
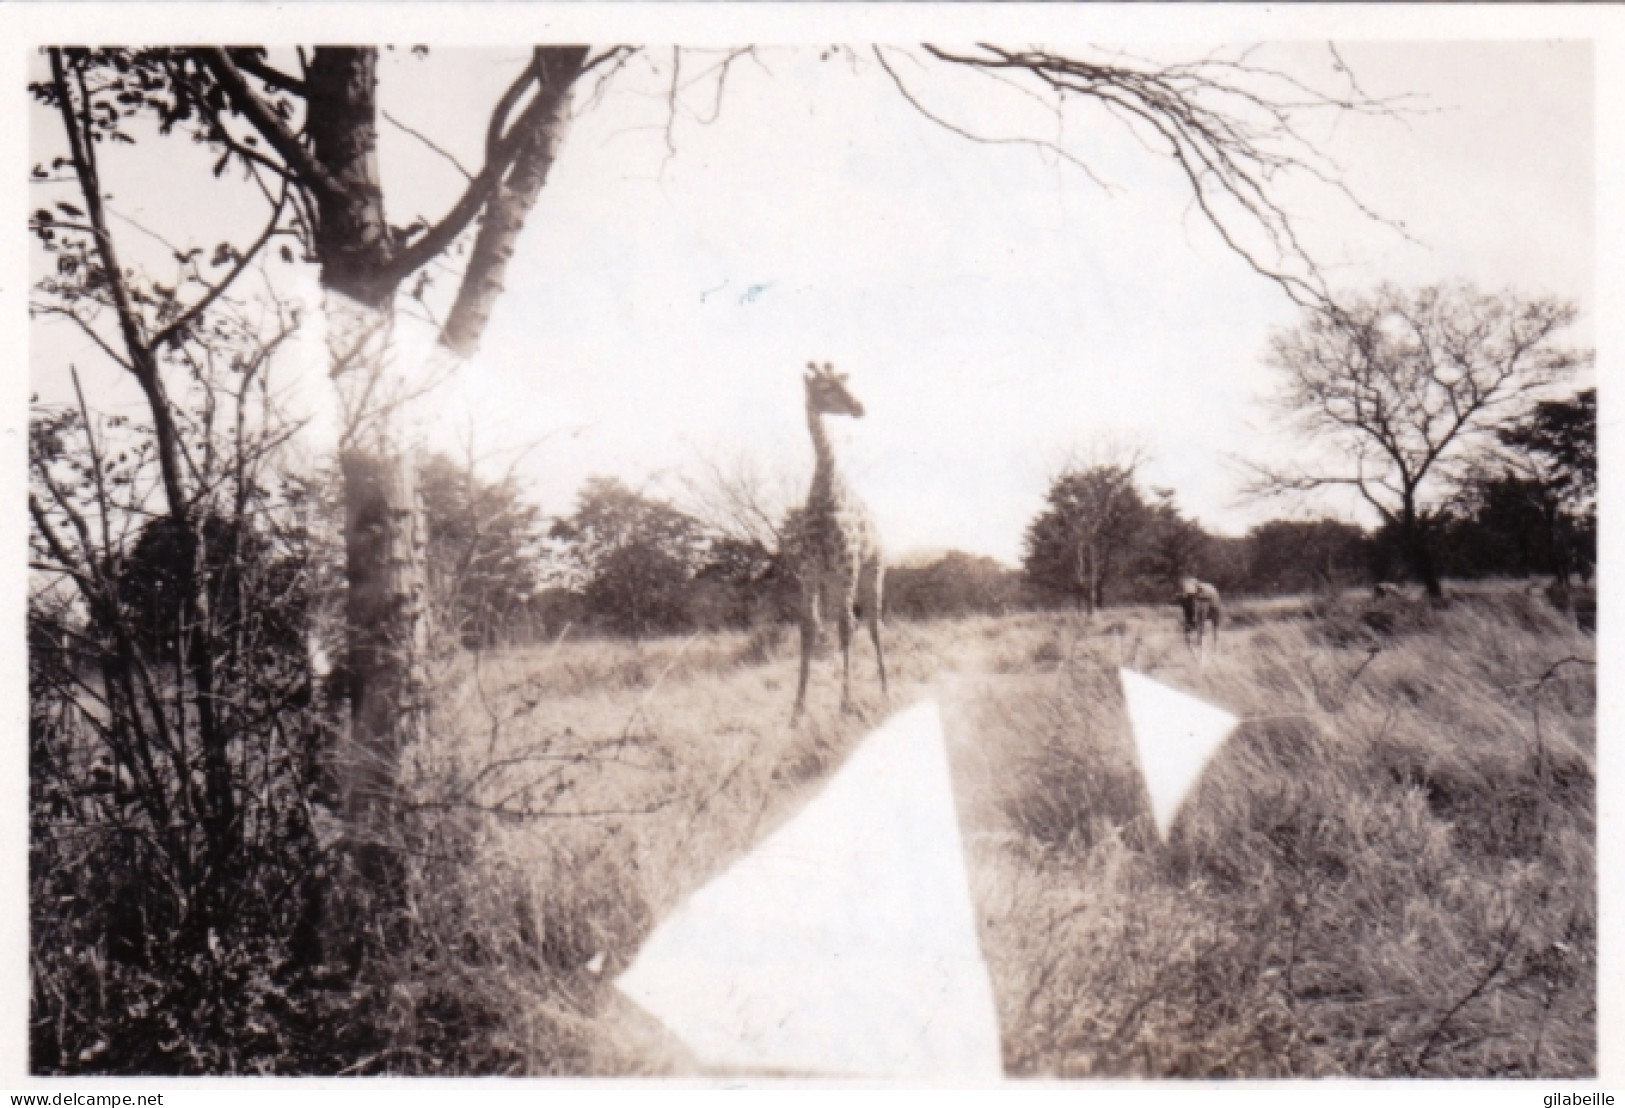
xmin=678 ymin=448 xmax=803 ymax=553
xmin=382 ymin=109 xmax=474 ymax=181
xmin=875 ymin=46 xmax=1117 ymax=195
xmin=907 ymin=43 xmax=1417 ymax=307
xmin=50 ymin=49 xmax=189 ymax=521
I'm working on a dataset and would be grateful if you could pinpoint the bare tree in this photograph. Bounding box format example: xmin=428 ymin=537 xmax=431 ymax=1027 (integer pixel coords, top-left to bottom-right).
xmin=1247 ymin=283 xmax=1589 ymax=598
xmin=677 ymin=449 xmax=804 ymax=553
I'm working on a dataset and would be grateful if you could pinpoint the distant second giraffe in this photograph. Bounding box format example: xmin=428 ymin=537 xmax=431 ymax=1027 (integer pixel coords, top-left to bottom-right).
xmin=786 ymin=362 xmax=887 ymax=720
xmin=1177 ymin=576 xmax=1223 ymax=662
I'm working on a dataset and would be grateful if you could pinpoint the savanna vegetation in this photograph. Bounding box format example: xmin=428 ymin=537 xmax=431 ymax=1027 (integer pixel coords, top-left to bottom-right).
xmin=215 ymin=584 xmax=1591 ymax=1076
xmin=27 ymin=43 xmax=1595 ymax=1079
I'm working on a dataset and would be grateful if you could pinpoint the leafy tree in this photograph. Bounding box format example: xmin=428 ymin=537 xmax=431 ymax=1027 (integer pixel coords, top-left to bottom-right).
xmin=1492 ymin=388 xmax=1596 ymax=586
xmin=1250 ymin=283 xmax=1589 ymax=598
xmin=113 ymin=508 xmax=314 ymax=663
xmin=1433 ymin=476 xmax=1563 ymax=580
xmin=1499 ymin=388 xmax=1596 ymax=507
xmin=1131 ymin=490 xmax=1212 ymax=599
xmin=419 ymin=453 xmax=547 ymax=647
xmin=1427 ymin=468 xmax=1594 ymax=589
xmin=1023 ymin=463 xmax=1151 ymax=614
xmin=548 ymin=478 xmax=707 ymax=640
xmin=688 ymin=535 xmax=799 ymax=631
xmin=1197 ymin=534 xmax=1254 ymax=599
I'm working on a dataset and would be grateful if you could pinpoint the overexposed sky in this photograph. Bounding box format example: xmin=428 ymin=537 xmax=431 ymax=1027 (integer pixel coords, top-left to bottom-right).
xmin=29 ymin=40 xmax=1594 ymax=565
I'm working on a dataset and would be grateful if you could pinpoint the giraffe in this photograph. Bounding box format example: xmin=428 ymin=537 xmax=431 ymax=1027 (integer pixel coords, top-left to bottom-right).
xmin=787 ymin=362 xmax=888 ymax=720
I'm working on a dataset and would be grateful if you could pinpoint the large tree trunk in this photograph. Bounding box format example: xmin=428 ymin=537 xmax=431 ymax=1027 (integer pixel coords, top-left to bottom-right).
xmin=295 ymin=46 xmax=587 ymax=934
xmin=339 ymin=449 xmax=429 ymax=892
xmin=299 ymin=49 xmax=429 ymax=936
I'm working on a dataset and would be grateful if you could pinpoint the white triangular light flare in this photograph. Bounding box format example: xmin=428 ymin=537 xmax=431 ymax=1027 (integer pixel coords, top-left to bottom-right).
xmin=614 ymin=699 xmax=1003 ymax=1080
xmin=1118 ymin=668 xmax=1240 ymax=839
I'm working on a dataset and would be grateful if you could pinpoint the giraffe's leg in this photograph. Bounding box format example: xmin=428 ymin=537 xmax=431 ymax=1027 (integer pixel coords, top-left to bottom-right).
xmin=837 ymin=598 xmax=855 ymax=713
xmin=863 ymin=559 xmax=888 ymax=697
xmin=792 ymin=584 xmax=820 ymax=722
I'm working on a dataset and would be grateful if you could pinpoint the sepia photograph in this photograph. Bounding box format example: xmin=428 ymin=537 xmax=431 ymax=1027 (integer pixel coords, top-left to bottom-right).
xmin=10 ymin=3 xmax=1613 ymax=1090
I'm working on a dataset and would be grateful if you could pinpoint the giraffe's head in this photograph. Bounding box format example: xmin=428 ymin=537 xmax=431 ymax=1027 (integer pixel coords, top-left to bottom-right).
xmin=804 ymin=361 xmax=865 ymax=418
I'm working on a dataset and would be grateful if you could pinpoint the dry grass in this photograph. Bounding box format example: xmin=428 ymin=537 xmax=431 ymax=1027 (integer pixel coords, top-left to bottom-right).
xmin=397 ymin=587 xmax=1594 ymax=1077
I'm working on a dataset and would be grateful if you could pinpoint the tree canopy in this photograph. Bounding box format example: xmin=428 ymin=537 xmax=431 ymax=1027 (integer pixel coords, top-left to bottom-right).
xmin=419 ymin=452 xmax=549 ymax=647
xmin=1022 ymin=462 xmax=1151 ymax=613
xmin=548 ymin=477 xmax=709 ymax=640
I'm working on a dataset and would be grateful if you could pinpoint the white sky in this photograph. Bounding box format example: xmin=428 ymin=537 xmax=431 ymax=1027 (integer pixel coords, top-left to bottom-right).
xmin=28 ymin=40 xmax=1594 ymax=566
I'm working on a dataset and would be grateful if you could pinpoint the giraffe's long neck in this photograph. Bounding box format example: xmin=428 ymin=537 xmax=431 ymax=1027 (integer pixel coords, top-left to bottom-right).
xmin=807 ymin=403 xmax=838 ymax=494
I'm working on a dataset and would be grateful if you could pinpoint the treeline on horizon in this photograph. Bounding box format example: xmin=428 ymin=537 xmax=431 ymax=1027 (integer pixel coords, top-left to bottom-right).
xmin=99 ymin=382 xmax=1593 ymax=657
xmin=393 ymin=392 xmax=1595 ymax=648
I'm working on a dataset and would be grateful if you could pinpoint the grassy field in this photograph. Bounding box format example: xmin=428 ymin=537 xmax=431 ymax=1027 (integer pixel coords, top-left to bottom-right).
xmin=394 ymin=585 xmax=1595 ymax=1078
